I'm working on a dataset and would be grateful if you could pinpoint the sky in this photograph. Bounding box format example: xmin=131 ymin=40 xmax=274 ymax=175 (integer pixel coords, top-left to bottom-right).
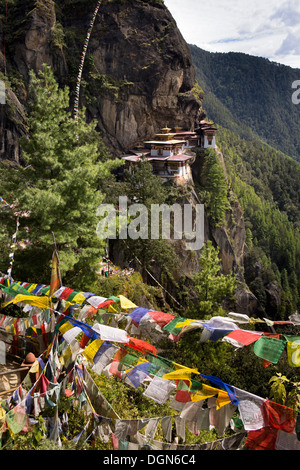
xmin=164 ymin=0 xmax=300 ymax=69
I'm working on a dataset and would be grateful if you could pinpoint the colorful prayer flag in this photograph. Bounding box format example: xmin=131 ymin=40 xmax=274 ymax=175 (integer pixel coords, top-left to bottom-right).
xmin=49 ymin=250 xmax=62 ymax=298
xmin=253 ymin=336 xmax=286 ymax=364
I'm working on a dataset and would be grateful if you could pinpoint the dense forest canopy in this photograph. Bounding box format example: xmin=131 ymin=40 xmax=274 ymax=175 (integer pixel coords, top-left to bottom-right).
xmin=190 ymin=45 xmax=300 ymax=162
xmin=216 ymin=127 xmax=300 ymax=317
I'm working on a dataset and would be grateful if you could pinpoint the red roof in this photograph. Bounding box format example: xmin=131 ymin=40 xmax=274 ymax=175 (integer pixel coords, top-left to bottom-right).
xmin=123 ymin=154 xmax=192 ymax=163
xmin=167 ymin=154 xmax=193 ymax=162
xmin=174 ymin=131 xmax=196 ymax=136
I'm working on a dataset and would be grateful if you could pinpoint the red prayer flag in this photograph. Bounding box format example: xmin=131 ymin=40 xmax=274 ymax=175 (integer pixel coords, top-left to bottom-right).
xmin=111 ymin=432 xmax=119 ymax=450
xmin=264 ymin=400 xmax=296 ymax=433
xmin=225 ymin=329 xmax=262 ymax=346
xmin=97 ymin=299 xmax=115 ymax=309
xmin=147 ymin=311 xmax=175 ymax=328
xmin=60 ymin=287 xmax=74 ymax=300
xmin=127 ymin=337 xmax=157 ymax=356
xmin=245 ymin=426 xmax=278 ymax=450
xmin=109 ymin=349 xmax=128 ymax=378
xmin=175 ymin=379 xmax=192 ymax=403
xmin=80 ymin=333 xmax=91 ymax=349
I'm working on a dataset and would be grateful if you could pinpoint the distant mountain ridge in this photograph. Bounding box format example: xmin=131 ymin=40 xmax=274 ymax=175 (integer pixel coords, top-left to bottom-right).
xmin=190 ymin=45 xmax=300 ymax=161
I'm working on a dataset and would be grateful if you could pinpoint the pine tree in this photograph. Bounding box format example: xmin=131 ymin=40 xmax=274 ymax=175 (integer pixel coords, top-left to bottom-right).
xmin=0 ymin=65 xmax=115 ymax=288
xmin=124 ymin=156 xmax=168 ymax=208
xmin=193 ymin=241 xmax=236 ymax=317
xmin=198 ymin=149 xmax=229 ymax=226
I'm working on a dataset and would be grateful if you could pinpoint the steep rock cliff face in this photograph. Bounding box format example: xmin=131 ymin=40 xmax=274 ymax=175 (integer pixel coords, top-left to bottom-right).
xmin=61 ymin=0 xmax=202 ymax=152
xmin=0 ymin=85 xmax=28 ymax=163
xmin=0 ymin=0 xmax=56 ymax=161
xmin=1 ymin=0 xmax=202 ymax=157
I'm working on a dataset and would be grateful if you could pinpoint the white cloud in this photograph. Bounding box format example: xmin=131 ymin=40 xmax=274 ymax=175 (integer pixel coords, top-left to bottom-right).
xmin=270 ymin=0 xmax=300 ymax=27
xmin=276 ymin=30 xmax=300 ymax=56
xmin=164 ymin=0 xmax=300 ymax=68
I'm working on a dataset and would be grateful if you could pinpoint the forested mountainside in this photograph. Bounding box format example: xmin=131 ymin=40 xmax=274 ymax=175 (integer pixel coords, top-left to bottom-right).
xmin=190 ymin=45 xmax=300 ymax=161
xmin=189 ymin=44 xmax=300 ymax=316
xmin=216 ymin=127 xmax=300 ymax=317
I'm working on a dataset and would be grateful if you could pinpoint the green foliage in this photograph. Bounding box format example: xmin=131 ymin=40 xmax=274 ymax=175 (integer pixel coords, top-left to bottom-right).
xmin=6 ymin=416 xmax=47 ymax=450
xmin=269 ymin=373 xmax=300 ymax=409
xmin=0 ymin=65 xmax=117 ymax=287
xmin=196 ymin=149 xmax=229 ymax=227
xmin=123 ymin=157 xmax=169 ymax=207
xmin=88 ymin=73 xmax=134 ymax=102
xmin=269 ymin=373 xmax=289 ymax=405
xmin=107 ymin=159 xmax=179 ymax=287
xmin=50 ymin=22 xmax=66 ymax=51
xmin=249 ymin=277 xmax=267 ymax=308
xmin=192 ymin=241 xmax=236 ymax=318
xmin=89 ymin=368 xmax=219 ymax=444
xmin=94 ymin=271 xmax=163 ymax=310
xmin=0 ymin=222 xmax=11 ymax=275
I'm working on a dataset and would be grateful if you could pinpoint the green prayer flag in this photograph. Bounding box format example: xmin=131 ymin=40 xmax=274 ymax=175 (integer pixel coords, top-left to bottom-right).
xmin=253 ymin=336 xmax=286 ymax=364
xmin=162 ymin=316 xmax=186 ymax=335
xmin=190 ymin=379 xmax=203 ymax=391
xmin=119 ymin=352 xmax=139 ymax=368
xmin=11 ymin=283 xmax=35 ymax=296
xmin=6 ymin=408 xmax=27 ymax=435
xmin=146 ymin=355 xmax=173 ymax=376
xmin=119 ymin=440 xmax=129 ymax=450
xmin=176 ymin=380 xmax=190 ymax=391
xmin=38 ymin=286 xmax=50 ymax=295
xmin=65 ymin=291 xmax=81 ymax=302
xmin=0 ymin=284 xmax=34 ymax=298
xmin=284 ymin=335 xmax=300 ymax=342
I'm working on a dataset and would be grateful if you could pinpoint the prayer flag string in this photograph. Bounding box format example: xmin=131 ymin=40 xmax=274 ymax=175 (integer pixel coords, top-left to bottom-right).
xmin=0 ymin=197 xmax=20 ymax=278
xmin=73 ymin=0 xmax=102 ymax=121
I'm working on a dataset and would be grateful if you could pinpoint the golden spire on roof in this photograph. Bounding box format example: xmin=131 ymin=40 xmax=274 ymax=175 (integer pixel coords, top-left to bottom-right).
xmin=161 ymin=124 xmax=172 ymax=134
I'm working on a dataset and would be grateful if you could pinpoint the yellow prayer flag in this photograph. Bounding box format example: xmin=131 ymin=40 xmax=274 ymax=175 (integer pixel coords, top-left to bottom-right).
xmin=0 ymin=406 xmax=6 ymax=428
xmin=10 ymin=294 xmax=50 ymax=309
xmin=191 ymin=383 xmax=231 ymax=409
xmin=63 ymin=301 xmax=72 ymax=312
xmin=71 ymin=293 xmax=86 ymax=305
xmin=59 ymin=321 xmax=74 ymax=335
xmin=162 ymin=367 xmax=199 ymax=381
xmin=191 ymin=383 xmax=219 ymax=402
xmin=29 ymin=360 xmax=40 ymax=374
xmin=176 ymin=319 xmax=201 ymax=329
xmin=27 ymin=284 xmax=37 ymax=293
xmin=287 ymin=340 xmax=300 ymax=367
xmin=59 ymin=345 xmax=72 ymax=367
xmin=82 ymin=338 xmax=103 ymax=363
xmin=118 ymin=295 xmax=137 ymax=310
xmin=107 ymin=303 xmax=118 ymax=313
xmin=216 ymin=390 xmax=231 ymax=409
xmin=169 ymin=361 xmax=199 ymax=374
xmin=248 ymin=317 xmax=265 ymax=325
